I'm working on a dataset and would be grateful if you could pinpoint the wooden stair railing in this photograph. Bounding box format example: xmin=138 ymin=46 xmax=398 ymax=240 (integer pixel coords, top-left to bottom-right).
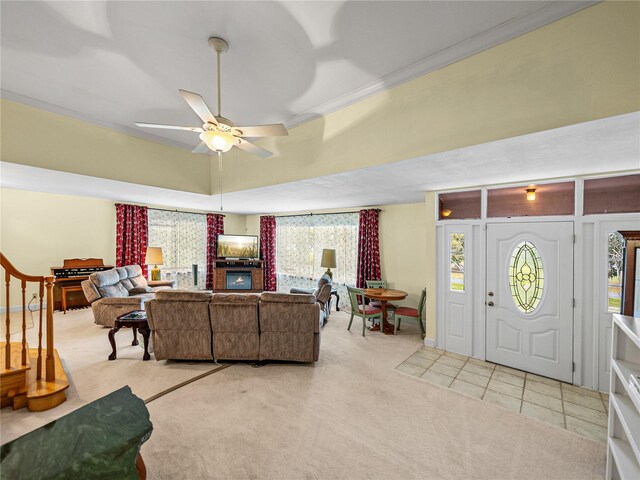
xmin=1 ymin=253 xmax=68 ymax=411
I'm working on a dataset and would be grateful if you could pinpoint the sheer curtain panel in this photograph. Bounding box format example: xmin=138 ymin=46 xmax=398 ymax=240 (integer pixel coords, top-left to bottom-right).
xmin=276 ymin=213 xmax=358 ymax=309
xmin=147 ymin=210 xmax=207 ymax=289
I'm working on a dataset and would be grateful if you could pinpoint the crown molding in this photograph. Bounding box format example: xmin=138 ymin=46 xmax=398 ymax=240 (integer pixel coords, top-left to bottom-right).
xmin=285 ymin=1 xmax=599 ymax=129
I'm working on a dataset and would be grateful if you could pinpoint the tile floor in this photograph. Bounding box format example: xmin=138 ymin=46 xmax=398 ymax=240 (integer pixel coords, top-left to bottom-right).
xmin=396 ymin=346 xmax=609 ymax=443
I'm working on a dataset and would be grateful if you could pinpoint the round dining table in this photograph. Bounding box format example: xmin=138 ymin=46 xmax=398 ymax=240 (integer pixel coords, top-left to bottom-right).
xmin=362 ymin=288 xmax=408 ymax=335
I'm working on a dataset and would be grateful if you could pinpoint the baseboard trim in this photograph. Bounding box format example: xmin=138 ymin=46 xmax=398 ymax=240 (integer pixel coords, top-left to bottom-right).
xmin=423 ymin=338 xmax=436 ymax=348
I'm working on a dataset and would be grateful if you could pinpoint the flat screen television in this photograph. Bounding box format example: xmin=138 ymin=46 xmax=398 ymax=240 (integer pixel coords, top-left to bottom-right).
xmin=217 ymin=234 xmax=259 ymax=259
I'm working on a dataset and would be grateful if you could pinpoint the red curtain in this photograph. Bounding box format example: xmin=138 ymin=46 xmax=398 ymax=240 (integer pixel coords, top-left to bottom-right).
xmin=206 ymin=213 xmax=225 ymax=290
xmin=260 ymin=216 xmax=277 ymax=291
xmin=115 ymin=204 xmax=149 ymax=276
xmin=356 ymin=209 xmax=381 ymax=288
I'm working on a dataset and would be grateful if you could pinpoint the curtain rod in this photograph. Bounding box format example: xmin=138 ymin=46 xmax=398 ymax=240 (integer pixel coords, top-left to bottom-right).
xmin=273 ymin=209 xmax=381 ymax=218
xmin=148 ymin=207 xmax=225 ymax=217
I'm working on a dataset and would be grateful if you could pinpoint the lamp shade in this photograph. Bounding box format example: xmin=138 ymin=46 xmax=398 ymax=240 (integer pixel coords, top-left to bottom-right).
xmin=321 ymin=249 xmax=336 ymax=268
xmin=145 ymin=247 xmax=164 ymax=265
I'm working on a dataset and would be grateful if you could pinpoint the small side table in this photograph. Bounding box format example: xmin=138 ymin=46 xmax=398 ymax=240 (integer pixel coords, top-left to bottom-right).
xmin=109 ymin=310 xmax=151 ymax=361
xmin=329 ymin=288 xmax=340 ymax=313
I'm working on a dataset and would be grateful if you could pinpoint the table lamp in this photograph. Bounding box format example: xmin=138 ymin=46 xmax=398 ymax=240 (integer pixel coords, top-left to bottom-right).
xmin=321 ymin=249 xmax=337 ymax=279
xmin=145 ymin=247 xmax=163 ymax=281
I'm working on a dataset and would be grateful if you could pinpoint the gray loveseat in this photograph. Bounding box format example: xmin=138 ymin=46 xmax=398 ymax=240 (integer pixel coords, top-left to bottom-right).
xmin=81 ymin=265 xmax=174 ymax=327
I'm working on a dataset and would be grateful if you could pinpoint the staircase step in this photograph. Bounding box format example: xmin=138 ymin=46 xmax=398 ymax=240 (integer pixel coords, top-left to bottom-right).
xmin=1 ymin=342 xmax=31 ymax=375
xmin=25 ymin=348 xmax=69 ymax=412
xmin=1 ymin=343 xmax=69 ymax=412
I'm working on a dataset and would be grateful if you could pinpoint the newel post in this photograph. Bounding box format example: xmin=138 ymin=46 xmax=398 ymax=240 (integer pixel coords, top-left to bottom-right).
xmin=45 ymin=275 xmax=55 ymax=381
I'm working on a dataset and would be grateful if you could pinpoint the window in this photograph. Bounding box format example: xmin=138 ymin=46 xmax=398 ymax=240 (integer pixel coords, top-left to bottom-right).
xmin=439 ymin=191 xmax=481 ymax=220
xmin=584 ymin=174 xmax=640 ymax=215
xmin=276 ymin=213 xmax=358 ymax=308
xmin=487 ymin=181 xmax=575 ymax=218
xmin=449 ymin=233 xmax=465 ymax=292
xmin=148 ymin=210 xmax=207 ymax=289
xmin=509 ymin=241 xmax=544 ymax=314
xmin=608 ymin=232 xmax=624 ymax=313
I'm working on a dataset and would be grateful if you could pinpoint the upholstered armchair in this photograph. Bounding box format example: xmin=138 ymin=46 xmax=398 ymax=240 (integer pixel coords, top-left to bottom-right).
xmin=290 ymin=274 xmax=332 ymax=321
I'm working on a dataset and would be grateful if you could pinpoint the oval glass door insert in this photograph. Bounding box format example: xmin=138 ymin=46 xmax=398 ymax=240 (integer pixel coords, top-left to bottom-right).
xmin=509 ymin=241 xmax=544 ymax=313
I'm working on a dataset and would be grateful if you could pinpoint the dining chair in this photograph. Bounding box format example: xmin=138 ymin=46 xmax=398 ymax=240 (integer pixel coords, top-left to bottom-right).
xmin=393 ymin=288 xmax=426 ymax=338
xmin=347 ymin=286 xmax=382 ymax=336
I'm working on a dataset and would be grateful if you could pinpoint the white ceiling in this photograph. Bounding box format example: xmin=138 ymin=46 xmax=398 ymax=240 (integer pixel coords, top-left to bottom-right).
xmin=0 ymin=1 xmax=595 ymax=150
xmin=2 ymin=112 xmax=638 ymax=214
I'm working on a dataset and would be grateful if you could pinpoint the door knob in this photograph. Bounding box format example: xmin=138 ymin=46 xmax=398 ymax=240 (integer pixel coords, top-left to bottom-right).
xmin=488 ymin=292 xmax=494 ymax=297
xmin=487 ymin=301 xmax=494 ymax=307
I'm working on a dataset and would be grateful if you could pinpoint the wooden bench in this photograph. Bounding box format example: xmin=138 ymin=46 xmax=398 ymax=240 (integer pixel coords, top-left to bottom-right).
xmin=60 ymin=285 xmax=84 ymax=314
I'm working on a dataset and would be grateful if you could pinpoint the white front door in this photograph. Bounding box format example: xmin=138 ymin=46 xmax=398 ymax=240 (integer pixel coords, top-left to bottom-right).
xmin=486 ymin=222 xmax=574 ymax=382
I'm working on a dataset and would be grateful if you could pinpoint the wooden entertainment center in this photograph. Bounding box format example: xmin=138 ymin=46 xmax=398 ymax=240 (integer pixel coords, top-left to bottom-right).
xmin=213 ymin=259 xmax=264 ymax=293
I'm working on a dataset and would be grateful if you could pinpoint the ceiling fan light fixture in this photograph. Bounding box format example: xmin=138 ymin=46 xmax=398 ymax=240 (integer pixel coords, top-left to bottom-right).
xmin=200 ymin=130 xmax=235 ymax=153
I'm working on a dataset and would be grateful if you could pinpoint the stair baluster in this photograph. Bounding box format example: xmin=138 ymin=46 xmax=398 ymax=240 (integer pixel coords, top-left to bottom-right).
xmin=45 ymin=277 xmax=55 ymax=381
xmin=36 ymin=282 xmax=44 ymax=380
xmin=21 ymin=280 xmax=27 ymax=366
xmin=4 ymin=269 xmax=9 ymax=370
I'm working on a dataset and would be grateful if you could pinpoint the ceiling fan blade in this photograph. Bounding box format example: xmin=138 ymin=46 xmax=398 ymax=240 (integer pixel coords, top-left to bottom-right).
xmin=235 ymin=124 xmax=288 ymax=138
xmin=192 ymin=142 xmax=211 ymax=154
xmin=135 ymin=122 xmax=203 ymax=133
xmin=178 ymin=89 xmax=217 ymax=124
xmin=236 ymin=138 xmax=273 ymax=158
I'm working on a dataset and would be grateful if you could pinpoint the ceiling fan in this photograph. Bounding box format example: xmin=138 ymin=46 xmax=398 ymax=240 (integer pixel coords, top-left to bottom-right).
xmin=135 ymin=37 xmax=288 ymax=158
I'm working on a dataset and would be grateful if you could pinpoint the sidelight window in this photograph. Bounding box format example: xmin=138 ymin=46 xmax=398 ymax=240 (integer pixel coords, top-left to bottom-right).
xmin=449 ymin=233 xmax=465 ymax=292
xmin=607 ymin=232 xmax=624 ymax=313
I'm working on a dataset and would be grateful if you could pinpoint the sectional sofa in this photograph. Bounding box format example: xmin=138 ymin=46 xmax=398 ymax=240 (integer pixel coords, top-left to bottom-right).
xmin=145 ymin=290 xmax=322 ymax=363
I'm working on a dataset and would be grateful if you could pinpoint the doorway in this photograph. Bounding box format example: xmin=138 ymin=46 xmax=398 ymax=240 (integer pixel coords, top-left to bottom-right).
xmin=486 ymin=222 xmax=574 ymax=383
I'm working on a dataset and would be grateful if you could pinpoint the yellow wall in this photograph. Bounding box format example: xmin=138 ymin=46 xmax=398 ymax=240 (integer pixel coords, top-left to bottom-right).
xmin=0 ymin=100 xmax=212 ymax=195
xmin=223 ymin=212 xmax=250 ymax=236
xmin=0 ymin=188 xmax=247 ymax=306
xmin=216 ymin=2 xmax=640 ymax=193
xmin=0 ymin=188 xmax=117 ymax=305
xmin=246 ymin=202 xmax=436 ymax=337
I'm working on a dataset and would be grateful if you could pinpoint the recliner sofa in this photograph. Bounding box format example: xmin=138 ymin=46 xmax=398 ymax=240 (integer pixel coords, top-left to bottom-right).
xmin=81 ymin=265 xmax=174 ymax=327
xmin=145 ymin=290 xmax=322 ymax=362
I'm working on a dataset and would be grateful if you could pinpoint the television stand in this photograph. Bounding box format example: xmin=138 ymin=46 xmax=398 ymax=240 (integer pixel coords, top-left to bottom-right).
xmin=213 ymin=259 xmax=264 ymax=292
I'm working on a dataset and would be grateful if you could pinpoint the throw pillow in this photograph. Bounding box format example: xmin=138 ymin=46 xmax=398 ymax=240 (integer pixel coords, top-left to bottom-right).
xmin=130 ymin=275 xmax=148 ymax=289
xmin=129 ymin=286 xmax=152 ymax=295
xmin=97 ymin=282 xmax=129 ymax=298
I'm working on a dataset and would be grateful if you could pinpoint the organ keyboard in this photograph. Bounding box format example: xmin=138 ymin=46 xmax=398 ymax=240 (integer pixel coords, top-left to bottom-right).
xmin=50 ymin=258 xmax=113 ymax=281
xmin=50 ymin=258 xmax=113 ymax=311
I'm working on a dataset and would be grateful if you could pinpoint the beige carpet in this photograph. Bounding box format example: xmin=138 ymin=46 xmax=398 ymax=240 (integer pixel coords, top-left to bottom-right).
xmin=1 ymin=309 xmax=605 ymax=479
xmin=0 ymin=308 xmax=222 ymax=444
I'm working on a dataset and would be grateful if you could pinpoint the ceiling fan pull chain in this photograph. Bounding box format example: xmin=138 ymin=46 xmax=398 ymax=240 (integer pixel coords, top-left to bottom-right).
xmin=218 ymin=151 xmax=223 ymax=212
